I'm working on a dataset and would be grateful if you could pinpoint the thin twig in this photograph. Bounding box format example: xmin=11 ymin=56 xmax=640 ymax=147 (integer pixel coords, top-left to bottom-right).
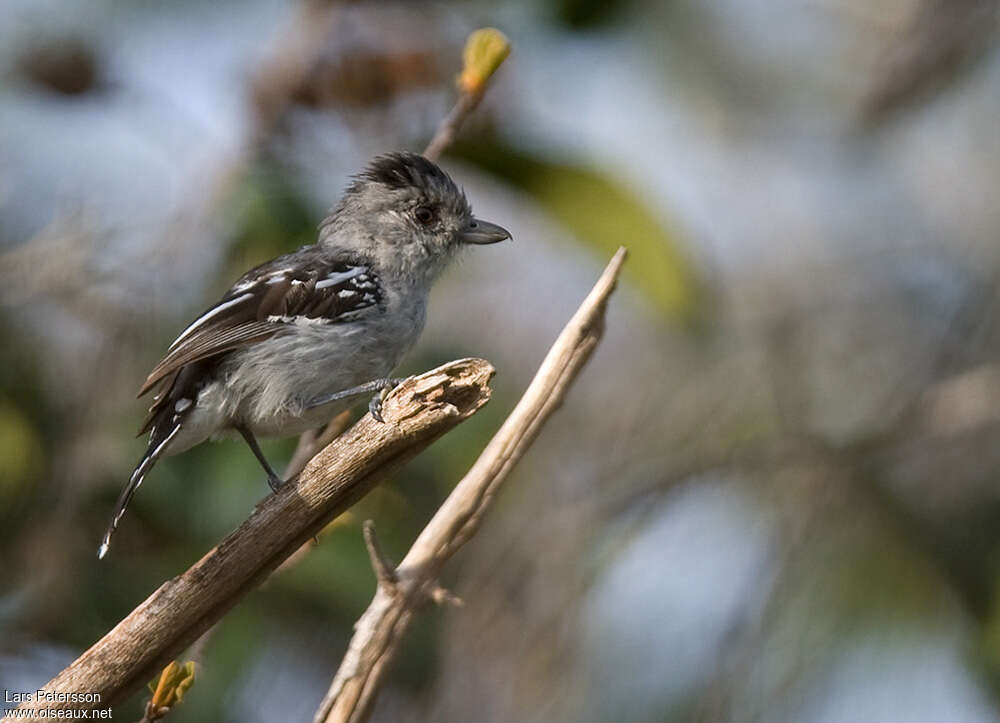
xmin=423 ymin=27 xmax=509 ymax=161
xmin=362 ymin=520 xmax=398 ymax=589
xmin=314 ymin=247 xmax=628 ymax=723
xmin=423 ymin=92 xmax=482 ymax=162
xmin=3 ymin=359 xmax=494 ymax=720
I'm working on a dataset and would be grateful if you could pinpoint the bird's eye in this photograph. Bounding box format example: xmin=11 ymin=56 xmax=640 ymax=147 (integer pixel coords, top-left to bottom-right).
xmin=414 ymin=206 xmax=435 ymax=225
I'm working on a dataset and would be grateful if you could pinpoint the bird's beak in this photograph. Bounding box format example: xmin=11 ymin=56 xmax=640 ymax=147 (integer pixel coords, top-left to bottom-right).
xmin=460 ymin=217 xmax=512 ymax=245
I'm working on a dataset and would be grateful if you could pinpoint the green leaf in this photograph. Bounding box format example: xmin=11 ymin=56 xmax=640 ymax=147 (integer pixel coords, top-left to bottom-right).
xmin=451 ymin=141 xmax=704 ymax=326
xmin=148 ymin=660 xmax=196 ymax=708
xmin=458 ymin=28 xmax=511 ymax=94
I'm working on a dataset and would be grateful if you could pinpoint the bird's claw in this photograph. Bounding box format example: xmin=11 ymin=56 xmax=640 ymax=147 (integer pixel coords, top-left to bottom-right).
xmin=369 ymin=387 xmax=387 ymax=423
xmin=266 ymin=472 xmax=284 ymax=493
xmin=369 ymin=378 xmax=402 ymax=423
xmin=369 ymin=394 xmax=384 ymax=423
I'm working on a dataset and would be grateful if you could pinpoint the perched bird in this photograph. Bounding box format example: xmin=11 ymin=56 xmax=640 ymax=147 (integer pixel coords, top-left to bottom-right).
xmin=99 ymin=152 xmax=510 ymax=558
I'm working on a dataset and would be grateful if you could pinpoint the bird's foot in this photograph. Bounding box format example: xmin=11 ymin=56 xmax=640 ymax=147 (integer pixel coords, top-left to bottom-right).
xmin=369 ymin=378 xmax=405 ymax=423
xmin=238 ymin=425 xmax=285 ymax=493
xmin=266 ymin=471 xmax=284 ymax=493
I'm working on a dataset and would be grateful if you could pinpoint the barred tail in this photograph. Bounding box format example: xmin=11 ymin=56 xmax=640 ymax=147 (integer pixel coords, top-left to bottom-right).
xmin=98 ymin=423 xmax=181 ymax=559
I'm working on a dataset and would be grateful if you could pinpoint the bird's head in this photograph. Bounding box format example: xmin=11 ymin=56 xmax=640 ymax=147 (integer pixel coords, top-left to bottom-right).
xmin=322 ymin=152 xmax=511 ymax=282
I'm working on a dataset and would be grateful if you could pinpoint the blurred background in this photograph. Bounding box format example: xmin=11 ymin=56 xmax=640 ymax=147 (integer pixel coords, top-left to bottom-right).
xmin=3 ymin=0 xmax=1000 ymax=720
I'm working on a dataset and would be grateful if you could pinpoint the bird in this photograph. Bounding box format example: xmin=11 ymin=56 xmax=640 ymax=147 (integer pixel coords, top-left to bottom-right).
xmin=98 ymin=152 xmax=511 ymax=558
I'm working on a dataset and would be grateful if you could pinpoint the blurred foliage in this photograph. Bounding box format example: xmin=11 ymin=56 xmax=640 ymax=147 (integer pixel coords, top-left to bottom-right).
xmin=453 ymin=139 xmax=705 ymax=326
xmin=288 ymin=49 xmax=440 ymax=110
xmin=858 ymin=0 xmax=999 ymax=126
xmin=221 ymin=160 xmax=322 ymax=284
xmin=4 ymin=1 xmax=1000 ymax=720
xmin=976 ymin=558 xmax=1000 ymax=698
xmin=0 ymin=399 xmax=43 ymax=508
xmin=553 ymin=0 xmax=636 ymax=29
xmin=14 ymin=35 xmax=102 ymax=97
xmin=0 ymin=321 xmax=47 ymax=522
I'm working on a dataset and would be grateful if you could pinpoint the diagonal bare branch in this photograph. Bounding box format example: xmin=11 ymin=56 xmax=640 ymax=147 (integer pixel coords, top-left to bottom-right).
xmin=4 ymin=359 xmax=494 ymax=721
xmin=315 ymin=247 xmax=628 ymax=723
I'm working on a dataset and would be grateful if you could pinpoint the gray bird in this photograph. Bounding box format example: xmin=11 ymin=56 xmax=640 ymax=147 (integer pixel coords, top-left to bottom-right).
xmin=99 ymin=152 xmax=510 ymax=558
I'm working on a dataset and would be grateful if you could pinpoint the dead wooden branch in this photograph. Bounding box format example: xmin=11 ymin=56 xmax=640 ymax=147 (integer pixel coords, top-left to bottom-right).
xmin=4 ymin=359 xmax=494 ymax=720
xmin=314 ymin=247 xmax=628 ymax=723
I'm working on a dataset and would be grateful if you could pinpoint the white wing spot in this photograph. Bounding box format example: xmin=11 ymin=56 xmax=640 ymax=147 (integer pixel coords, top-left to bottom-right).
xmin=316 ymin=266 xmax=367 ymax=289
xmin=267 ymin=314 xmax=332 ymax=326
xmin=338 ymin=289 xmax=358 ymax=299
xmin=175 ymin=398 xmax=192 ymax=413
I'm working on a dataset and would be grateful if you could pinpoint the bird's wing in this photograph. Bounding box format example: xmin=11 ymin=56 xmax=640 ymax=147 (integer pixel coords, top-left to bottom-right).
xmin=137 ymin=253 xmax=384 ymax=397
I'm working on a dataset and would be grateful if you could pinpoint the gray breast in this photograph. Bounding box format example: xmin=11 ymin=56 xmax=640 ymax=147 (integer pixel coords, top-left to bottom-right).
xmin=221 ymin=296 xmax=426 ymax=433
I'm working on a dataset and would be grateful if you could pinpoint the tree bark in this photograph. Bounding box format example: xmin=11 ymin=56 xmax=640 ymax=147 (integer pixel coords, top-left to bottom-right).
xmin=4 ymin=359 xmax=494 ymax=720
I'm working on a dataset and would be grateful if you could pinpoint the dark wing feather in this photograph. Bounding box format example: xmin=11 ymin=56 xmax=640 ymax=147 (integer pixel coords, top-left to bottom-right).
xmin=137 ymin=251 xmax=384 ymax=398
xmin=106 ymin=251 xmax=382 ymax=558
xmin=138 ymin=321 xmax=276 ymax=397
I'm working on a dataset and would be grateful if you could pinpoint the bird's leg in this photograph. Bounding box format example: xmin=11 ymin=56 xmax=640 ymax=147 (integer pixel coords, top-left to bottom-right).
xmin=306 ymin=378 xmax=405 ymax=423
xmin=237 ymin=425 xmax=283 ymax=493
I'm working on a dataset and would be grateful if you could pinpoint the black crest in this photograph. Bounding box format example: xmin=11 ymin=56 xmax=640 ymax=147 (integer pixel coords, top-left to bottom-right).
xmin=355 ymin=152 xmax=459 ymax=196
